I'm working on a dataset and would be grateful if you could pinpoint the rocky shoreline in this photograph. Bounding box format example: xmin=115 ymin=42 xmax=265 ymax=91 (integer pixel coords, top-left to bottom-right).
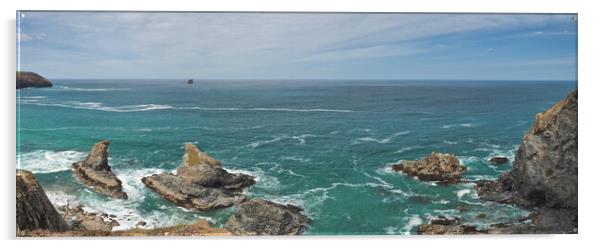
xmin=16 ymin=90 xmax=577 ymax=236
xmin=413 ymin=90 xmax=578 ymax=234
xmin=17 ymin=143 xmax=311 ymax=237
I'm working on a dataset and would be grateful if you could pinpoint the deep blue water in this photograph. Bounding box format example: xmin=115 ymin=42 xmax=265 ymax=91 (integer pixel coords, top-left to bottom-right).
xmin=16 ymin=79 xmax=576 ymax=234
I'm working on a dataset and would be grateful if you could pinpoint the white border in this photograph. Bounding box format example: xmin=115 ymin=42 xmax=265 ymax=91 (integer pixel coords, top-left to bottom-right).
xmin=2 ymin=0 xmax=600 ymax=247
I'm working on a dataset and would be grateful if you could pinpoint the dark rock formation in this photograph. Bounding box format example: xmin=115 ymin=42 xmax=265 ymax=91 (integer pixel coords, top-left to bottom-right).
xmin=392 ymin=152 xmax=465 ymax=183
xmin=16 ymin=170 xmax=69 ymax=233
xmin=142 ymin=143 xmax=255 ymax=211
xmin=58 ymin=204 xmax=119 ymax=232
xmin=72 ymin=140 xmax=128 ymax=199
xmin=475 ymin=90 xmax=578 ymax=233
xmin=417 ymin=215 xmax=537 ymax=235
xmin=488 ymin=156 xmax=509 ymax=165
xmin=224 ymin=199 xmax=311 ymax=235
xmin=16 ymin=71 xmax=53 ymax=89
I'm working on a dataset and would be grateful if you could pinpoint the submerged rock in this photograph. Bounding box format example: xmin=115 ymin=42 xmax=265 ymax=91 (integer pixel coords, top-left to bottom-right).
xmin=392 ymin=152 xmax=465 ymax=183
xmin=475 ymin=90 xmax=578 ymax=233
xmin=16 ymin=170 xmax=70 ymax=233
xmin=58 ymin=204 xmax=119 ymax=232
xmin=488 ymin=156 xmax=509 ymax=165
xmin=417 ymin=215 xmax=537 ymax=235
xmin=16 ymin=71 xmax=53 ymax=89
xmin=142 ymin=143 xmax=255 ymax=211
xmin=72 ymin=140 xmax=128 ymax=199
xmin=224 ymin=199 xmax=311 ymax=235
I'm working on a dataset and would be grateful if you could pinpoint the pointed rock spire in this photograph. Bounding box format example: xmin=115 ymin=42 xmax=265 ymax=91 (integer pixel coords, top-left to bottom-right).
xmin=72 ymin=140 xmax=128 ymax=199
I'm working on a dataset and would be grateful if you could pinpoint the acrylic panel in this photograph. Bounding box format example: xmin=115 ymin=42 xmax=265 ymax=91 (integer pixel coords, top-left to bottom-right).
xmin=16 ymin=11 xmax=577 ymax=236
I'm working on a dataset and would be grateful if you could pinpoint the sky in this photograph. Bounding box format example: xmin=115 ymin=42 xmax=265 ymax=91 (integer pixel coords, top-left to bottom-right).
xmin=17 ymin=12 xmax=577 ymax=80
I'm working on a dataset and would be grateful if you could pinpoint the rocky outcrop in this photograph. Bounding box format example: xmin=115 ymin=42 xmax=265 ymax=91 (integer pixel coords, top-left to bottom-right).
xmin=72 ymin=140 xmax=128 ymax=199
xmin=16 ymin=71 xmax=53 ymax=89
xmin=392 ymin=152 xmax=465 ymax=183
xmin=488 ymin=156 xmax=509 ymax=165
xmin=142 ymin=143 xmax=255 ymax=211
xmin=16 ymin=170 xmax=70 ymax=233
xmin=58 ymin=205 xmax=119 ymax=232
xmin=417 ymin=216 xmax=537 ymax=235
xmin=224 ymin=199 xmax=311 ymax=235
xmin=475 ymin=90 xmax=578 ymax=233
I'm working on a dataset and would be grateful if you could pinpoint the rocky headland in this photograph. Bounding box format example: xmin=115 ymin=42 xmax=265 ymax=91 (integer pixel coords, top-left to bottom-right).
xmin=225 ymin=199 xmax=311 ymax=235
xmin=72 ymin=140 xmax=128 ymax=199
xmin=16 ymin=71 xmax=53 ymax=89
xmin=17 ymin=169 xmax=69 ymax=233
xmin=392 ymin=152 xmax=466 ymax=183
xmin=142 ymin=143 xmax=255 ymax=211
xmin=418 ymin=90 xmax=578 ymax=234
xmin=474 ymin=90 xmax=577 ymax=234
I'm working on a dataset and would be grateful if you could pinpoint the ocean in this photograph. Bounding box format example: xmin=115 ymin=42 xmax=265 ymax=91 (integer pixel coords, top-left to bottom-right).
xmin=16 ymin=79 xmax=576 ymax=235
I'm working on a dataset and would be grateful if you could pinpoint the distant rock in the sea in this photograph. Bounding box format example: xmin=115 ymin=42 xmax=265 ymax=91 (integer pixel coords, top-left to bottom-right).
xmin=224 ymin=199 xmax=311 ymax=235
xmin=142 ymin=143 xmax=255 ymax=211
xmin=488 ymin=156 xmax=509 ymax=165
xmin=391 ymin=152 xmax=465 ymax=183
xmin=475 ymin=90 xmax=578 ymax=233
xmin=72 ymin=140 xmax=128 ymax=199
xmin=16 ymin=169 xmax=69 ymax=233
xmin=16 ymin=71 xmax=53 ymax=89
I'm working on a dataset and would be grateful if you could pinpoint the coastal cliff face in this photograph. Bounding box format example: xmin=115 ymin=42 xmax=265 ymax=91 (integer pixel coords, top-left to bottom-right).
xmin=16 ymin=71 xmax=53 ymax=89
xmin=16 ymin=170 xmax=69 ymax=233
xmin=511 ymin=90 xmax=578 ymax=209
xmin=476 ymin=90 xmax=578 ymax=233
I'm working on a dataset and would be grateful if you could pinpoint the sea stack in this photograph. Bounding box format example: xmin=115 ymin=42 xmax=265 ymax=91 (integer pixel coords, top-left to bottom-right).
xmin=142 ymin=143 xmax=255 ymax=211
xmin=476 ymin=90 xmax=578 ymax=233
xmin=17 ymin=169 xmax=70 ymax=233
xmin=72 ymin=140 xmax=128 ymax=199
xmin=16 ymin=71 xmax=53 ymax=89
xmin=391 ymin=152 xmax=465 ymax=183
xmin=224 ymin=199 xmax=311 ymax=235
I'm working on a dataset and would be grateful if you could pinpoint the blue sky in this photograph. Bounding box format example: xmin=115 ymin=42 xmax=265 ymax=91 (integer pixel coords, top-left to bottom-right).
xmin=17 ymin=12 xmax=577 ymax=80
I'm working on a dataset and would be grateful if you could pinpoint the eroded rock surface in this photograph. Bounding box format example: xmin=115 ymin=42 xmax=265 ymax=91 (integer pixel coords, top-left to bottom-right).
xmin=392 ymin=152 xmax=465 ymax=183
xmin=72 ymin=140 xmax=128 ymax=199
xmin=142 ymin=143 xmax=255 ymax=211
xmin=16 ymin=169 xmax=69 ymax=233
xmin=224 ymin=199 xmax=311 ymax=235
xmin=475 ymin=90 xmax=578 ymax=233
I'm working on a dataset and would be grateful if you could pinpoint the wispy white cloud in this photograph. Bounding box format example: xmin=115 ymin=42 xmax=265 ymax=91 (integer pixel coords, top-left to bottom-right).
xmin=18 ymin=12 xmax=575 ymax=79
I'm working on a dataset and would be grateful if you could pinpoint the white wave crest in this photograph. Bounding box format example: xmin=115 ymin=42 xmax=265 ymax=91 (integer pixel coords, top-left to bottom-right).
xmin=441 ymin=123 xmax=476 ymax=129
xmin=55 ymin=86 xmax=130 ymax=92
xmin=179 ymin=107 xmax=353 ymax=113
xmin=17 ymin=150 xmax=87 ymax=173
xmin=353 ymin=131 xmax=411 ymax=144
xmin=19 ymin=98 xmax=173 ymax=112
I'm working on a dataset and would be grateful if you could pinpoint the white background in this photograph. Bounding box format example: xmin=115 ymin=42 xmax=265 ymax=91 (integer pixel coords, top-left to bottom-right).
xmin=1 ymin=0 xmax=600 ymax=246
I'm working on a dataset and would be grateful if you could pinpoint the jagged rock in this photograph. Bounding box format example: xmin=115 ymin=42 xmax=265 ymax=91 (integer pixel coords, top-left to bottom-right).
xmin=72 ymin=140 xmax=128 ymax=199
xmin=58 ymin=204 xmax=118 ymax=232
xmin=224 ymin=199 xmax=311 ymax=235
xmin=511 ymin=90 xmax=578 ymax=208
xmin=16 ymin=71 xmax=52 ymax=89
xmin=16 ymin=170 xmax=69 ymax=233
xmin=392 ymin=152 xmax=465 ymax=182
xmin=417 ymin=215 xmax=537 ymax=235
xmin=142 ymin=143 xmax=255 ymax=211
xmin=488 ymin=156 xmax=509 ymax=165
xmin=475 ymin=90 xmax=578 ymax=233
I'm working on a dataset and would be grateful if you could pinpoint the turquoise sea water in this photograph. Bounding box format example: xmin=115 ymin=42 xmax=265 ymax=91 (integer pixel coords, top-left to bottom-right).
xmin=16 ymin=79 xmax=576 ymax=235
